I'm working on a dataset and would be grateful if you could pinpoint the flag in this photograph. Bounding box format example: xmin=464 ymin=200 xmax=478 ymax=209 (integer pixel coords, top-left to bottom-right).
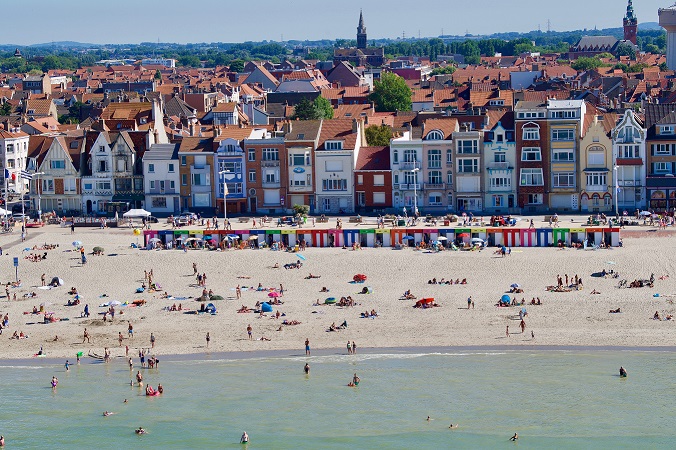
xmin=20 ymin=170 xmax=32 ymax=180
xmin=223 ymin=183 xmax=229 ymax=195
xmin=3 ymin=169 xmax=8 ymax=179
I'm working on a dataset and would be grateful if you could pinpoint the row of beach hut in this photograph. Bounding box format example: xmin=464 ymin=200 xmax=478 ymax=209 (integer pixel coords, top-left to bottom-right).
xmin=143 ymin=226 xmax=620 ymax=248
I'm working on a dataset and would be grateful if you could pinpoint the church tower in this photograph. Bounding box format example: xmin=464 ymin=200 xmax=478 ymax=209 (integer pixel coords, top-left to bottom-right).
xmin=357 ymin=10 xmax=367 ymax=49
xmin=623 ymin=0 xmax=637 ymax=45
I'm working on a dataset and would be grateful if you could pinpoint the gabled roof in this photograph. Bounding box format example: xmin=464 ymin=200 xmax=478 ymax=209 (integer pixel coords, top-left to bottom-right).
xmin=421 ymin=118 xmax=458 ymax=139
xmin=178 ymin=136 xmax=214 ymax=153
xmin=213 ymin=102 xmax=237 ymax=113
xmin=144 ymin=143 xmax=179 ymax=160
xmin=317 ymin=119 xmax=359 ymax=150
xmin=165 ymin=96 xmax=196 ymax=118
xmin=283 ymin=119 xmax=322 ymax=142
xmin=24 ymin=98 xmax=54 ymax=117
xmin=355 ymin=146 xmax=390 ymax=171
xmin=644 ymin=103 xmax=676 ymax=130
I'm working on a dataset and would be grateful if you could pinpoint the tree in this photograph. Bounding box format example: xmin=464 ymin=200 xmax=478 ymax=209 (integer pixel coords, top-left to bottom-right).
xmin=228 ymin=59 xmax=245 ymax=73
xmin=365 ymin=124 xmax=393 ymax=146
xmin=430 ymin=66 xmax=456 ymax=76
xmin=571 ymin=57 xmax=603 ymax=71
xmin=369 ymin=72 xmax=412 ymax=112
xmin=660 ymin=61 xmax=669 ymax=71
xmin=154 ymin=69 xmax=162 ymax=80
xmin=0 ymin=102 xmax=12 ymax=116
xmin=615 ymin=43 xmax=636 ymax=59
xmin=291 ymin=97 xmax=334 ymax=120
xmin=292 ymin=204 xmax=310 ymax=216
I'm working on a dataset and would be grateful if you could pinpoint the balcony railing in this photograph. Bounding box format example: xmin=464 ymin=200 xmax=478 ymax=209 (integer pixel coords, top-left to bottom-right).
xmin=262 ymin=181 xmax=281 ymax=188
xmin=397 ymin=183 xmax=421 ymax=190
xmin=586 ymin=185 xmax=608 ymax=192
xmin=262 ymin=160 xmax=280 ymax=167
xmin=487 ymin=162 xmax=511 ymax=169
xmin=398 ymin=162 xmax=419 ymax=171
xmin=424 ymin=182 xmax=446 ymax=189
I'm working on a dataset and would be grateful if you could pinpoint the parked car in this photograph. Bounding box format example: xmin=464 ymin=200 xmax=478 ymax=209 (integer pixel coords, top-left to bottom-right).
xmin=11 ymin=202 xmax=32 ymax=214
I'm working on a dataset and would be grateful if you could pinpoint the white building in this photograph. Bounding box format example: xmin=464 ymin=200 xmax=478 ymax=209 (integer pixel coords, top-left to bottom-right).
xmin=612 ymin=109 xmax=647 ymax=210
xmin=81 ymin=132 xmax=114 ymax=215
xmin=0 ymin=126 xmax=30 ymax=194
xmin=483 ymin=121 xmax=517 ymax=213
xmin=390 ymin=130 xmax=422 ymax=212
xmin=143 ymin=143 xmax=181 ymax=214
xmin=140 ymin=58 xmax=176 ymax=68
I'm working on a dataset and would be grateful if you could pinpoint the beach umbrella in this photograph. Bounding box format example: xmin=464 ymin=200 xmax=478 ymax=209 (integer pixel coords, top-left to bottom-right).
xmin=268 ymin=291 xmax=280 ymax=298
xmin=401 ymin=236 xmax=414 ymax=241
xmin=148 ymin=238 xmax=161 ymax=243
xmin=500 ymin=294 xmax=511 ymax=303
xmin=510 ymin=283 xmax=520 ymax=288
xmin=227 ymin=234 xmax=239 ymax=240
xmin=109 ymin=300 xmax=121 ymax=306
xmin=72 ymin=241 xmax=82 ymax=247
xmin=297 ymin=254 xmax=306 ymax=261
xmin=437 ymin=236 xmax=448 ymax=241
xmin=639 ymin=211 xmax=651 ymax=216
xmin=458 ymin=233 xmax=470 ymax=238
xmin=248 ymin=235 xmax=258 ymax=240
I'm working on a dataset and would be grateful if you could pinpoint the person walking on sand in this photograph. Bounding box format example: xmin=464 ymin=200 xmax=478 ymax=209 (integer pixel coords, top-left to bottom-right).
xmin=83 ymin=328 xmax=91 ymax=343
xmin=150 ymin=332 xmax=156 ymax=348
xmin=128 ymin=322 xmax=133 ymax=338
xmin=247 ymin=324 xmax=252 ymax=340
xmin=531 ymin=330 xmax=535 ymax=339
xmin=236 ymin=285 xmax=241 ymax=300
xmin=41 ymin=273 xmax=46 ymax=286
xmin=280 ymin=284 xmax=284 ymax=297
xmin=193 ymin=262 xmax=198 ymax=275
xmin=118 ymin=332 xmax=124 ymax=346
xmin=305 ymin=338 xmax=310 ymax=355
xmin=352 ymin=341 xmax=357 ymax=354
xmin=206 ymin=332 xmax=210 ymax=348
xmin=467 ymin=296 xmax=472 ymax=309
xmin=520 ymin=320 xmax=526 ymax=334
xmin=506 ymin=326 xmax=509 ymax=337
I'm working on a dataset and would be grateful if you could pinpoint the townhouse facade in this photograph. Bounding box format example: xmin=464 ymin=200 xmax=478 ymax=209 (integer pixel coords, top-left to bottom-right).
xmin=215 ymin=131 xmax=248 ymax=215
xmin=483 ymin=119 xmax=517 ymax=213
xmin=33 ymin=136 xmax=84 ymax=214
xmin=579 ymin=113 xmax=615 ymax=213
xmin=143 ymin=143 xmax=181 ymax=215
xmin=515 ymin=101 xmax=549 ymax=212
xmin=244 ymin=133 xmax=286 ymax=213
xmin=453 ymin=126 xmax=484 ymax=212
xmin=612 ymin=109 xmax=647 ymax=210
xmin=0 ymin=127 xmax=30 ymax=194
xmin=178 ymin=137 xmax=215 ymax=213
xmin=420 ymin=119 xmax=457 ymax=212
xmin=390 ymin=131 xmax=422 ymax=213
xmin=645 ymin=104 xmax=676 ymax=210
xmin=82 ymin=132 xmax=115 ymax=215
xmin=354 ymin=146 xmax=392 ymax=212
xmin=283 ymin=120 xmax=322 ymax=212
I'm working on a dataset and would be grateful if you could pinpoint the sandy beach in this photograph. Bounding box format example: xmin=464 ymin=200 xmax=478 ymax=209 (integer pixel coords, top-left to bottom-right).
xmin=1 ymin=217 xmax=675 ymax=360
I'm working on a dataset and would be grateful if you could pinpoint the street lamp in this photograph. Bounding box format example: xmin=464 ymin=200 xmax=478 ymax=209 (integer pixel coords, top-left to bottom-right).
xmin=411 ymin=167 xmax=420 ymax=218
xmin=613 ymin=165 xmax=619 ymax=218
xmin=218 ymin=170 xmax=230 ymax=226
xmin=33 ymin=172 xmax=44 ymax=219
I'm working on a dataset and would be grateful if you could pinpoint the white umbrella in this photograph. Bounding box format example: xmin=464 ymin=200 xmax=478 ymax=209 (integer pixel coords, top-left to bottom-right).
xmin=639 ymin=211 xmax=652 ymax=216
xmin=123 ymin=209 xmax=151 ymax=218
xmin=109 ymin=300 xmax=121 ymax=306
xmin=0 ymin=207 xmax=9 ymax=216
xmin=248 ymin=235 xmax=259 ymax=240
xmin=148 ymin=238 xmax=161 ymax=243
xmin=437 ymin=236 xmax=448 ymax=241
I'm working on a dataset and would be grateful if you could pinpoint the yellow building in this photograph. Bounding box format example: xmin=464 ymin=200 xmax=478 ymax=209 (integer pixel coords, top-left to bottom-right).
xmin=579 ymin=112 xmax=616 ymax=212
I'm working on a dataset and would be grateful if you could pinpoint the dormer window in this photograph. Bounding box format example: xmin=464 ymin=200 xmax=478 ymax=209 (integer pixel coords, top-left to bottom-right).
xmin=661 ymin=125 xmax=674 ymax=135
xmin=426 ymin=130 xmax=444 ymax=140
xmin=496 ymin=133 xmax=504 ymax=143
xmin=325 ymin=141 xmax=343 ymax=150
xmin=27 ymin=109 xmax=35 ymax=115
xmin=489 ymin=100 xmax=504 ymax=106
xmin=99 ymin=145 xmax=105 ymax=152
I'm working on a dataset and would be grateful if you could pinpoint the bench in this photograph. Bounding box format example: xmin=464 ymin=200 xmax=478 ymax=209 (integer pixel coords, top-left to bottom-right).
xmin=316 ymin=217 xmax=329 ymax=223
xmin=237 ymin=217 xmax=249 ymax=223
xmin=348 ymin=216 xmax=363 ymax=223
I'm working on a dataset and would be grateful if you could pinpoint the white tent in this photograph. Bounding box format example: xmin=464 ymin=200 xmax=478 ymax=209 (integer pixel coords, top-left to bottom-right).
xmin=123 ymin=209 xmax=151 ymax=218
xmin=0 ymin=208 xmax=9 ymax=216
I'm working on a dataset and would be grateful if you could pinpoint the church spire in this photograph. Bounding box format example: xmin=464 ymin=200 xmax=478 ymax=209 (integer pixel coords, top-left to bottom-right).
xmin=625 ymin=0 xmax=636 ymax=21
xmin=357 ymin=9 xmax=367 ymax=49
xmin=358 ymin=9 xmax=365 ymax=32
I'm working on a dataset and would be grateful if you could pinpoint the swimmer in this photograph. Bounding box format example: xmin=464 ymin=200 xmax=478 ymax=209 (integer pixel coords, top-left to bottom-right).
xmin=51 ymin=376 xmax=58 ymax=389
xmin=135 ymin=427 xmax=146 ymax=435
xmin=240 ymin=431 xmax=249 ymax=443
xmin=103 ymin=411 xmax=115 ymax=417
xmin=0 ymin=435 xmax=4 ymax=446
xmin=304 ymin=363 xmax=310 ymax=374
xmin=619 ymin=366 xmax=627 ymax=377
xmin=510 ymin=432 xmax=518 ymax=441
xmin=426 ymin=416 xmax=431 ymax=421
xmin=353 ymin=373 xmax=360 ymax=385
xmin=449 ymin=423 xmax=458 ymax=429
xmin=124 ymin=399 xmax=128 ymax=403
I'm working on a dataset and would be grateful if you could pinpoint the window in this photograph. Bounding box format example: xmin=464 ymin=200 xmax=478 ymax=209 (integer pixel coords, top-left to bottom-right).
xmin=552 ymin=149 xmax=574 ymax=162
xmin=393 ymin=150 xmax=399 ymax=164
xmin=428 ymin=194 xmax=442 ymax=205
xmin=265 ymin=172 xmax=277 ymax=183
xmin=457 ymin=158 xmax=478 ymax=173
xmin=219 ymin=161 xmax=242 ymax=173
xmin=322 ymin=179 xmax=347 ymax=191
xmin=523 ymin=127 xmax=540 ymax=140
xmin=325 ymin=161 xmax=343 ymax=172
xmin=496 ymin=133 xmax=504 ymax=142
xmin=373 ymin=192 xmax=386 ymax=204
xmin=322 ymin=198 xmax=331 ymax=211
xmin=95 ymin=181 xmax=111 ymax=190
xmin=42 ymin=179 xmax=54 ymax=192
xmin=653 ymin=144 xmax=672 ymax=155
xmin=248 ymin=149 xmax=255 ymax=162
xmin=225 ymin=183 xmax=242 ymax=194
xmin=152 ymin=197 xmax=167 ymax=208
xmin=192 ymin=173 xmax=210 ymax=186
xmin=521 ymin=148 xmax=541 ymax=161
xmin=181 ymin=155 xmax=187 ymax=166
xmin=403 ymin=150 xmax=418 ymax=163
xmin=357 ymin=174 xmax=363 ymax=185
xmin=520 ymin=168 xmax=543 ymax=186
xmin=490 ymin=177 xmax=511 ymax=188
xmin=98 ymin=160 xmax=108 ymax=172
xmin=50 ymin=159 xmax=66 ymax=169
xmin=447 ymin=171 xmax=453 ymax=185
xmin=494 ymin=152 xmax=506 ymax=163
xmin=620 ymin=145 xmax=640 ymax=158
xmin=550 ymin=110 xmax=576 ymax=119
xmin=492 ymin=195 xmax=503 ymax=207
xmin=586 ymin=173 xmax=607 ymax=186
xmin=552 ymin=129 xmax=575 ymax=141
xmin=148 ymin=164 xmax=155 ymax=173
xmin=5 ymin=144 xmax=13 ymax=153
xmin=150 ymin=180 xmax=155 ymax=189
xmin=527 ymin=193 xmax=543 ymax=204
xmin=262 ymin=148 xmax=279 ymax=161
xmin=168 ymin=180 xmax=175 ymax=190
xmin=457 ymin=140 xmax=478 ymax=154
xmin=168 ymin=163 xmax=175 ymax=172
xmin=373 ymin=174 xmax=384 ymax=186
xmin=428 ymin=170 xmax=442 ymax=184
xmin=588 ymin=147 xmax=605 ymax=165
xmin=181 ymin=174 xmax=188 ymax=186
xmin=552 ymin=172 xmax=575 ymax=188
xmin=394 ymin=174 xmax=399 ymax=184
xmin=290 ymin=154 xmax=307 ymax=166
xmin=248 ymin=170 xmax=256 ymax=182
xmin=660 ymin=125 xmax=674 ymax=135
xmin=83 ymin=183 xmax=93 ymax=190
xmin=325 ymin=141 xmax=343 ymax=150
xmin=654 ymin=162 xmax=671 ymax=173
xmin=426 ymin=130 xmax=444 ymax=140
xmin=99 ymin=145 xmax=105 ymax=152
xmin=428 ymin=149 xmax=441 ymax=168
xmin=404 ymin=171 xmax=418 ymax=185
xmin=489 ymin=99 xmax=505 ymax=106
xmin=446 ymin=149 xmax=453 ymax=164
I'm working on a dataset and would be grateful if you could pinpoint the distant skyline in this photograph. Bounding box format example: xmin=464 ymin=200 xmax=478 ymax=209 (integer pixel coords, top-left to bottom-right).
xmin=2 ymin=0 xmax=671 ymax=45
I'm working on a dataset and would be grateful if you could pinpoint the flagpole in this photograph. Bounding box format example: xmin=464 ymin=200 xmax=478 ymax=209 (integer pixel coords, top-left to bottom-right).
xmin=3 ymin=170 xmax=7 ymax=222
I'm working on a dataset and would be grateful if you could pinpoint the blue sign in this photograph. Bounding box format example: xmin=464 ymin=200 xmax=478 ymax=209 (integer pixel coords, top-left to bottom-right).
xmin=13 ymin=257 xmax=18 ymax=267
xmin=293 ymin=167 xmax=306 ymax=174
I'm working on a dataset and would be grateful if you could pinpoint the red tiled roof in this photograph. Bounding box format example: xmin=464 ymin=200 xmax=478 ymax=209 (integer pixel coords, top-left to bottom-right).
xmin=355 ymin=146 xmax=390 ymax=171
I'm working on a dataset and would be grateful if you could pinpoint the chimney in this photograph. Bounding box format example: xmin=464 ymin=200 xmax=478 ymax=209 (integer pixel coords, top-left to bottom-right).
xmin=189 ymin=122 xmax=195 ymax=136
xmin=352 ymin=118 xmax=359 ymax=134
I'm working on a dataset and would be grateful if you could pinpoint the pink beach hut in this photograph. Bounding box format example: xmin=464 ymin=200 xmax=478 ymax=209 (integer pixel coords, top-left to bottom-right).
xmin=520 ymin=228 xmax=536 ymax=247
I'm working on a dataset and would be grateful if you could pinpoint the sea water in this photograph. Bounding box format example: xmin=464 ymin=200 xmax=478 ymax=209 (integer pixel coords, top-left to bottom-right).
xmin=0 ymin=349 xmax=674 ymax=449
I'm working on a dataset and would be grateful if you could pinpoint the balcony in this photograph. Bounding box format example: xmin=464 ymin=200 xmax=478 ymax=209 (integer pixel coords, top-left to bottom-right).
xmin=148 ymin=188 xmax=177 ymax=195
xmin=586 ymin=185 xmax=608 ymax=192
xmin=398 ymin=162 xmax=419 ymax=171
xmin=487 ymin=162 xmax=511 ymax=170
xmin=262 ymin=160 xmax=280 ymax=167
xmin=398 ymin=183 xmax=421 ymax=190
xmin=262 ymin=181 xmax=281 ymax=188
xmin=289 ymin=184 xmax=312 ymax=193
xmin=424 ymin=182 xmax=446 ymax=190
xmin=618 ymin=180 xmax=641 ymax=187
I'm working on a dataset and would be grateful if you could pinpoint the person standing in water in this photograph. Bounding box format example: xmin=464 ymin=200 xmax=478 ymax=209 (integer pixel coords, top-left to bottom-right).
xmin=305 ymin=338 xmax=310 ymax=355
xmin=206 ymin=332 xmax=210 ymax=348
xmin=64 ymin=360 xmax=69 ymax=371
xmin=240 ymin=431 xmax=249 ymax=443
xmin=510 ymin=433 xmax=518 ymax=441
xmin=304 ymin=363 xmax=310 ymax=374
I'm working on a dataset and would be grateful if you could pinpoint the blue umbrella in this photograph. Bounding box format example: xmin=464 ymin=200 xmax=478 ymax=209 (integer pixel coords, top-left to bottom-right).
xmin=500 ymin=294 xmax=511 ymax=303
xmin=227 ymin=234 xmax=239 ymax=239
xmin=402 ymin=236 xmax=414 ymax=241
xmin=297 ymin=254 xmax=306 ymax=261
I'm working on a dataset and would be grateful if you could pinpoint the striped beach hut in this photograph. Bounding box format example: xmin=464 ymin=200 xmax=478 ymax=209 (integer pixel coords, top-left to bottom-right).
xmin=502 ymin=228 xmax=519 ymax=247
xmin=520 ymin=228 xmax=536 ymax=247
xmin=552 ymin=228 xmax=570 ymax=246
xmin=343 ymin=229 xmax=360 ymax=246
xmin=536 ymin=228 xmax=552 ymax=247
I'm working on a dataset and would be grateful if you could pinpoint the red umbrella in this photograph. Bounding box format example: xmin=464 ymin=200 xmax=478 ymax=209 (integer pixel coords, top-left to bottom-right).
xmin=268 ymin=292 xmax=280 ymax=298
xmin=457 ymin=233 xmax=470 ymax=238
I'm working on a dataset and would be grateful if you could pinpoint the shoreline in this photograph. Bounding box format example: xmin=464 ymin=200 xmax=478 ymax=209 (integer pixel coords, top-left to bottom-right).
xmin=3 ymin=344 xmax=676 ymax=366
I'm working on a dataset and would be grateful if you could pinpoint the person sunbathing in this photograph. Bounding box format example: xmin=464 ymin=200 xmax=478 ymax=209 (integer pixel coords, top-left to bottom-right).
xmin=320 ymin=287 xmax=329 ymax=292
xmin=591 ymin=289 xmax=601 ymax=294
xmin=610 ymin=308 xmax=621 ymax=313
xmin=654 ymin=311 xmax=661 ymax=320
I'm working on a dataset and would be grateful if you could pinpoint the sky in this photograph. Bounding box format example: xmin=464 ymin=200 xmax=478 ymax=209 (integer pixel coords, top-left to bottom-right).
xmin=2 ymin=0 xmax=671 ymax=45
